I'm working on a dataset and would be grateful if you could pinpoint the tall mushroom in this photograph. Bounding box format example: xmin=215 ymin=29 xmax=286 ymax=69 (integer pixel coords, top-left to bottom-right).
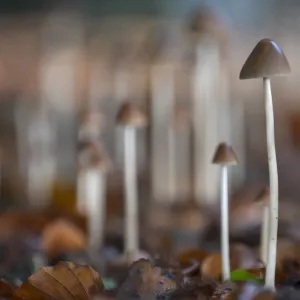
xmin=77 ymin=140 xmax=112 ymax=251
xmin=240 ymin=39 xmax=291 ymax=288
xmin=255 ymin=187 xmax=270 ymax=265
xmin=116 ymin=102 xmax=147 ymax=262
xmin=212 ymin=142 xmax=238 ymax=281
xmin=77 ymin=111 xmax=105 ymax=212
xmin=188 ymin=7 xmax=230 ymax=206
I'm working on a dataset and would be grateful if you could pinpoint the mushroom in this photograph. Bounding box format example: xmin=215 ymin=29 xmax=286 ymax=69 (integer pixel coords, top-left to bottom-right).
xmin=167 ymin=107 xmax=192 ymax=203
xmin=77 ymin=140 xmax=112 ymax=251
xmin=78 ymin=111 xmax=105 ymax=142
xmin=255 ymin=187 xmax=270 ymax=265
xmin=150 ymin=55 xmax=177 ymax=204
xmin=240 ymin=39 xmax=291 ymax=289
xmin=212 ymin=142 xmax=238 ymax=281
xmin=116 ymin=102 xmax=147 ymax=262
xmin=42 ymin=219 xmax=87 ymax=262
xmin=186 ymin=7 xmax=231 ymax=206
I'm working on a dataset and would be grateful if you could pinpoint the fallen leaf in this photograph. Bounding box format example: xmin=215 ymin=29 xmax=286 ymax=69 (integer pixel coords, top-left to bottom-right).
xmin=0 ymin=280 xmax=15 ymax=299
xmin=245 ymin=268 xmax=265 ymax=279
xmin=276 ymin=239 xmax=298 ymax=272
xmin=251 ymin=290 xmax=275 ymax=300
xmin=117 ymin=259 xmax=176 ymax=300
xmin=12 ymin=261 xmax=103 ymax=300
xmin=201 ymin=244 xmax=260 ymax=280
xmin=201 ymin=253 xmax=222 ymax=280
xmin=177 ymin=248 xmax=208 ymax=266
xmin=230 ymin=269 xmax=263 ymax=284
xmin=209 ymin=281 xmax=237 ymax=300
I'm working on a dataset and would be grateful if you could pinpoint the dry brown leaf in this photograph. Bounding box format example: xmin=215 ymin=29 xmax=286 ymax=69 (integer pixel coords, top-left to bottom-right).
xmin=118 ymin=259 xmax=177 ymax=299
xmin=0 ymin=280 xmax=15 ymax=299
xmin=251 ymin=290 xmax=275 ymax=300
xmin=12 ymin=262 xmax=103 ymax=300
xmin=209 ymin=282 xmax=237 ymax=300
xmin=42 ymin=219 xmax=87 ymax=259
xmin=276 ymin=239 xmax=300 ymax=272
xmin=201 ymin=253 xmax=223 ymax=280
xmin=177 ymin=248 xmax=208 ymax=266
xmin=0 ymin=211 xmax=50 ymax=241
xmin=201 ymin=244 xmax=260 ymax=280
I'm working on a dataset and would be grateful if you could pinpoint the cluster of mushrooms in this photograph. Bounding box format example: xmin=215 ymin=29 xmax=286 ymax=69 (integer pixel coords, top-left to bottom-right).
xmin=214 ymin=38 xmax=290 ymax=290
xmin=76 ymin=37 xmax=290 ymax=294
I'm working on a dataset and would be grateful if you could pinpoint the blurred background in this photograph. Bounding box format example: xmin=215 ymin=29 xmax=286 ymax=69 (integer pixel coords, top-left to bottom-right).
xmin=0 ymin=0 xmax=299 ymax=268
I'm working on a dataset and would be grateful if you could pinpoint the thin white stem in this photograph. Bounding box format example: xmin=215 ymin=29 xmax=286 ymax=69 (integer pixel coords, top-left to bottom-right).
xmin=150 ymin=64 xmax=175 ymax=202
xmin=76 ymin=172 xmax=86 ymax=212
xmin=260 ymin=204 xmax=270 ymax=264
xmin=124 ymin=127 xmax=139 ymax=259
xmin=85 ymin=170 xmax=106 ymax=250
xmin=264 ymin=77 xmax=278 ymax=290
xmin=168 ymin=126 xmax=176 ymax=202
xmin=221 ymin=165 xmax=230 ymax=281
xmin=193 ymin=42 xmax=219 ymax=205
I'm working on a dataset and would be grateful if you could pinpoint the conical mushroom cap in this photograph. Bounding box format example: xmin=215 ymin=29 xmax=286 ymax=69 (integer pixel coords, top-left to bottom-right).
xmin=240 ymin=39 xmax=291 ymax=79
xmin=173 ymin=108 xmax=191 ymax=129
xmin=212 ymin=142 xmax=238 ymax=165
xmin=42 ymin=219 xmax=87 ymax=259
xmin=78 ymin=111 xmax=105 ymax=142
xmin=78 ymin=141 xmax=112 ymax=172
xmin=116 ymin=102 xmax=147 ymax=127
xmin=188 ymin=7 xmax=227 ymax=42
xmin=255 ymin=187 xmax=270 ymax=204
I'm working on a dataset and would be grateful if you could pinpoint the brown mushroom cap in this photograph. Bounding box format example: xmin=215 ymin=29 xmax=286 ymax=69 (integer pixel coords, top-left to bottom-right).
xmin=78 ymin=141 xmax=112 ymax=172
xmin=171 ymin=107 xmax=191 ymax=129
xmin=42 ymin=219 xmax=87 ymax=259
xmin=255 ymin=187 xmax=270 ymax=205
xmin=188 ymin=7 xmax=227 ymax=42
xmin=116 ymin=102 xmax=147 ymax=127
xmin=212 ymin=142 xmax=238 ymax=165
xmin=240 ymin=39 xmax=291 ymax=79
xmin=78 ymin=111 xmax=105 ymax=142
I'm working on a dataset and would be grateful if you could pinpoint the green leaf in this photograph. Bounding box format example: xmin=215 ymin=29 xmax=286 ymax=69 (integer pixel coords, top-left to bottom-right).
xmin=230 ymin=269 xmax=263 ymax=284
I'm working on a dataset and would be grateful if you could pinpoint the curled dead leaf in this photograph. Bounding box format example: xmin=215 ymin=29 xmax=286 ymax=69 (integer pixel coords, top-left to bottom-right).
xmin=201 ymin=253 xmax=222 ymax=280
xmin=118 ymin=259 xmax=177 ymax=299
xmin=0 ymin=280 xmax=15 ymax=299
xmin=12 ymin=262 xmax=103 ymax=300
xmin=176 ymin=248 xmax=208 ymax=277
xmin=209 ymin=282 xmax=237 ymax=300
xmin=177 ymin=248 xmax=208 ymax=266
xmin=42 ymin=219 xmax=87 ymax=259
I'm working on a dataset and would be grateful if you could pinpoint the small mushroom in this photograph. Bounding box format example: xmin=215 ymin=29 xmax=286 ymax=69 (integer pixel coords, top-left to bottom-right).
xmin=167 ymin=107 xmax=191 ymax=203
xmin=78 ymin=111 xmax=105 ymax=142
xmin=42 ymin=219 xmax=87 ymax=261
xmin=77 ymin=141 xmax=112 ymax=251
xmin=240 ymin=39 xmax=291 ymax=289
xmin=212 ymin=142 xmax=238 ymax=281
xmin=116 ymin=102 xmax=147 ymax=262
xmin=255 ymin=187 xmax=270 ymax=265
